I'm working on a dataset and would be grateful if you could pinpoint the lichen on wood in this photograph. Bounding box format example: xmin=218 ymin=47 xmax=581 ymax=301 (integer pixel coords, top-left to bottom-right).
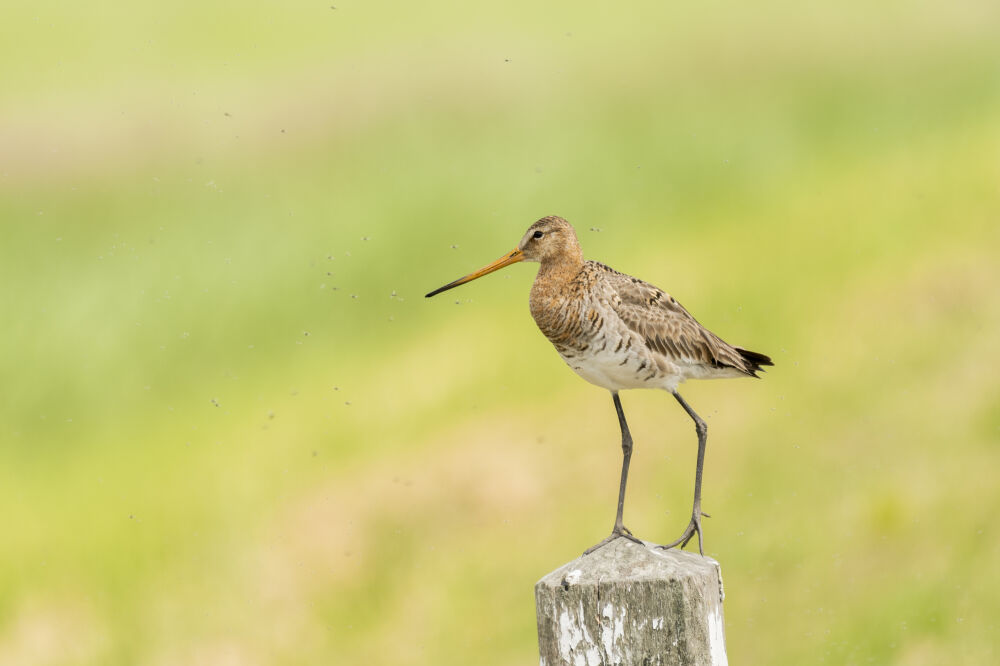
xmin=535 ymin=538 xmax=727 ymax=666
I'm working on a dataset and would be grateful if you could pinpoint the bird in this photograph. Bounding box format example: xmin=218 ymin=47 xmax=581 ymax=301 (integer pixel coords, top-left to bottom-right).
xmin=425 ymin=215 xmax=772 ymax=555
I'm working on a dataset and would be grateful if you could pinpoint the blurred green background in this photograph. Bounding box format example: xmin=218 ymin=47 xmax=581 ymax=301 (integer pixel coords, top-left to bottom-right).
xmin=2 ymin=1 xmax=999 ymax=664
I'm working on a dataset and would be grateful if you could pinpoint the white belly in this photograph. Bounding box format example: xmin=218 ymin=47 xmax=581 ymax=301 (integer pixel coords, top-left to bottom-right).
xmin=557 ymin=333 xmax=743 ymax=393
xmin=558 ymin=333 xmax=682 ymax=392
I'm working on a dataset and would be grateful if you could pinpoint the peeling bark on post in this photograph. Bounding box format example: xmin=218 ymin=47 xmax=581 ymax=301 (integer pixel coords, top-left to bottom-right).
xmin=535 ymin=538 xmax=727 ymax=666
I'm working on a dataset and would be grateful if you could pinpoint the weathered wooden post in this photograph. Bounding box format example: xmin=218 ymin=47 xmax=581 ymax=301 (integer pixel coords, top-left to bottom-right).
xmin=535 ymin=538 xmax=727 ymax=665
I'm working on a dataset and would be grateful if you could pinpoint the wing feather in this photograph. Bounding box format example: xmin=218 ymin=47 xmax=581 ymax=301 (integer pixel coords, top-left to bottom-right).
xmin=594 ymin=263 xmax=754 ymax=375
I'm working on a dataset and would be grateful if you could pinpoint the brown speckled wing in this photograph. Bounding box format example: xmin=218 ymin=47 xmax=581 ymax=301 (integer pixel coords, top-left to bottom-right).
xmin=594 ymin=263 xmax=752 ymax=374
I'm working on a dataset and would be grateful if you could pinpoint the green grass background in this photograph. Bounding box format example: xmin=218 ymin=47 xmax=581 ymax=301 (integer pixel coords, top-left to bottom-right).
xmin=2 ymin=1 xmax=999 ymax=664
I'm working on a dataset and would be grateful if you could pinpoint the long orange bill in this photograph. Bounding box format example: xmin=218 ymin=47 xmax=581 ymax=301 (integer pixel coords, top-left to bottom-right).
xmin=425 ymin=248 xmax=525 ymax=298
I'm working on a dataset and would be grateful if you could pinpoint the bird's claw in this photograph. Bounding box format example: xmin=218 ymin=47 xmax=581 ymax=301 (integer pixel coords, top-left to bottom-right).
xmin=583 ymin=525 xmax=644 ymax=555
xmin=657 ymin=512 xmax=706 ymax=555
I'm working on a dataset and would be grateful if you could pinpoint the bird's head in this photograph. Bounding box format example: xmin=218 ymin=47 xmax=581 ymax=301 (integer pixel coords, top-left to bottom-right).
xmin=516 ymin=215 xmax=582 ymax=264
xmin=425 ymin=215 xmax=582 ymax=298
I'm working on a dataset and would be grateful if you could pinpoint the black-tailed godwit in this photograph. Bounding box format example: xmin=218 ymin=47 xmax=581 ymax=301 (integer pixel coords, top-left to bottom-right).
xmin=426 ymin=215 xmax=772 ymax=555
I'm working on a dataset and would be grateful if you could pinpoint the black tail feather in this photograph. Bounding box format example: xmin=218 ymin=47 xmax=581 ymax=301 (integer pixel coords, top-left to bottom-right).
xmin=736 ymin=347 xmax=773 ymax=377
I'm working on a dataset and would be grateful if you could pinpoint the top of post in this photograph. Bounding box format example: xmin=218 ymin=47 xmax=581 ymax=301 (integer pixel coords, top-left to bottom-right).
xmin=536 ymin=538 xmax=724 ymax=601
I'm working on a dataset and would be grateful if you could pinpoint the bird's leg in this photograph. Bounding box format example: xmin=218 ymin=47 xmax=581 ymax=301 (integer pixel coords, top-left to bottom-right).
xmin=659 ymin=391 xmax=710 ymax=555
xmin=584 ymin=392 xmax=646 ymax=555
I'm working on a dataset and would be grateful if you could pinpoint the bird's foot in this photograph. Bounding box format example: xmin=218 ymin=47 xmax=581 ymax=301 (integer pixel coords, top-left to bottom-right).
xmin=657 ymin=511 xmax=710 ymax=555
xmin=583 ymin=525 xmax=645 ymax=555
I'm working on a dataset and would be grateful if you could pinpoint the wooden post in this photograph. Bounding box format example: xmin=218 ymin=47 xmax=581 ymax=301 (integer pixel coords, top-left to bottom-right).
xmin=535 ymin=537 xmax=727 ymax=666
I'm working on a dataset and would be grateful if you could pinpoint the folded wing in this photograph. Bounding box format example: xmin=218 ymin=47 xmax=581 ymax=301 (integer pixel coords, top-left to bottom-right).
xmin=598 ymin=265 xmax=771 ymax=377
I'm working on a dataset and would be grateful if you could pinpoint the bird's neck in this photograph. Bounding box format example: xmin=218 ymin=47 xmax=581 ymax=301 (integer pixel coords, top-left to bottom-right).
xmin=536 ymin=248 xmax=584 ymax=285
xmin=529 ymin=250 xmax=586 ymax=346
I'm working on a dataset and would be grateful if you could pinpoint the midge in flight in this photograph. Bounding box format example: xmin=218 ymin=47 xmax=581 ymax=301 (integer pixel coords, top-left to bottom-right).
xmin=426 ymin=216 xmax=771 ymax=555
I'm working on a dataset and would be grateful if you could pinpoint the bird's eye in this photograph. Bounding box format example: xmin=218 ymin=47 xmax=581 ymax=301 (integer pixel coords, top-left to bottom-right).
xmin=532 ymin=230 xmax=544 ymax=239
